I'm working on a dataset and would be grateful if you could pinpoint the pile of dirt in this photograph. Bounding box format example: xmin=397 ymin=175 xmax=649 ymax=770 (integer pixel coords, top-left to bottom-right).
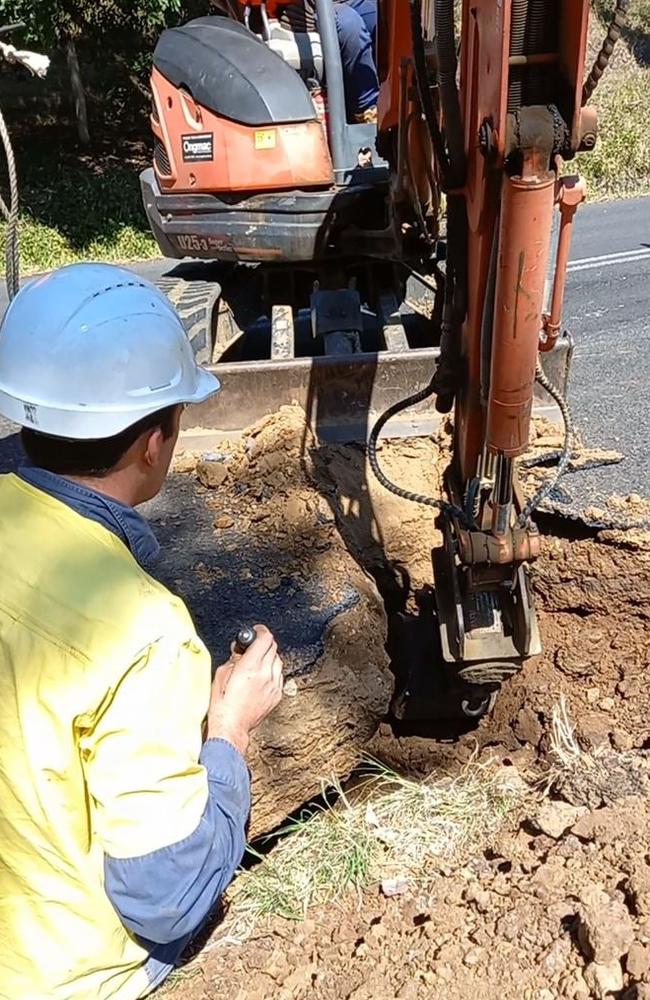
xmin=165 ymin=406 xmax=650 ymax=999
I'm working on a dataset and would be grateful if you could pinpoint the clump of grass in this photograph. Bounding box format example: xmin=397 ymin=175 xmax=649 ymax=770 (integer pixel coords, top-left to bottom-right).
xmin=548 ymin=696 xmax=649 ymax=809
xmin=227 ymin=757 xmax=526 ymax=934
xmin=157 ymin=963 xmax=203 ymax=996
xmin=231 ymin=778 xmax=380 ymax=926
xmin=549 ymin=695 xmax=592 ymax=770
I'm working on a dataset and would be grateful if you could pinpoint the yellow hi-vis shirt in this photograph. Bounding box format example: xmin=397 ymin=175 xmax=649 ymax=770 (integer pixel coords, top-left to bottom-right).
xmin=0 ymin=474 xmax=213 ymax=1000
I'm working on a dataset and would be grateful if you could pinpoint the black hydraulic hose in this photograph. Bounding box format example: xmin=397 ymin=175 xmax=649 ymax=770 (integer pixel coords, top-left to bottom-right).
xmin=517 ymin=361 xmax=574 ymax=526
xmin=367 ymin=379 xmax=471 ymax=527
xmin=313 ymin=0 xmax=347 ymax=173
xmin=408 ymin=0 xmax=451 ymax=186
xmin=582 ymin=0 xmax=629 ymax=105
xmin=434 ymin=0 xmax=466 ymax=188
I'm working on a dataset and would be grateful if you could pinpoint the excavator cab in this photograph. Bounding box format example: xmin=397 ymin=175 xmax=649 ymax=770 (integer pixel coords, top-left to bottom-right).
xmin=140 ymin=0 xmax=390 ymax=264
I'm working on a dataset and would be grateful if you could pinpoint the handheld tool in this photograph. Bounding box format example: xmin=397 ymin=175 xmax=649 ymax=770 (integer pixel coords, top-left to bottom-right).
xmin=235 ymin=625 xmax=257 ymax=654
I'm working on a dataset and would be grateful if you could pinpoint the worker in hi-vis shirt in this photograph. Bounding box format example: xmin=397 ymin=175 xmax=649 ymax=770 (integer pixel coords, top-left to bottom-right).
xmin=0 ymin=263 xmax=284 ymax=1000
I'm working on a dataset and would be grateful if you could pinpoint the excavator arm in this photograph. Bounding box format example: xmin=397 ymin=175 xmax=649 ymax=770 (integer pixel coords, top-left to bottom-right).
xmin=376 ymin=0 xmax=595 ymax=702
xmin=141 ymin=0 xmax=625 ymax=718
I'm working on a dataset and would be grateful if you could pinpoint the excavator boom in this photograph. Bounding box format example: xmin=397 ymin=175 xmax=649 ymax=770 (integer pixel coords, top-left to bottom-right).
xmin=371 ymin=0 xmax=594 ymax=707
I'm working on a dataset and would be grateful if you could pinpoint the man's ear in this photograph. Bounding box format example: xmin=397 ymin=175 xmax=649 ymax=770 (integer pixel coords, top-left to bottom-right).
xmin=142 ymin=426 xmax=166 ymax=469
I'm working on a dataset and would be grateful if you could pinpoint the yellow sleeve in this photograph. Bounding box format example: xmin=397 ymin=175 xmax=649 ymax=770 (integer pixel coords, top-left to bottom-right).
xmin=80 ymin=633 xmax=212 ymax=859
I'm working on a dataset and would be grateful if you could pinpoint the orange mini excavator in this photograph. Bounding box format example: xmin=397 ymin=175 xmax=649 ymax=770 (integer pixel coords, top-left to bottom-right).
xmin=141 ymin=0 xmax=389 ymax=263
xmin=141 ymin=0 xmax=624 ymax=717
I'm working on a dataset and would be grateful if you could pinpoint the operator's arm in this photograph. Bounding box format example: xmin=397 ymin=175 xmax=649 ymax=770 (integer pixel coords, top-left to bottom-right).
xmin=82 ymin=632 xmax=250 ymax=946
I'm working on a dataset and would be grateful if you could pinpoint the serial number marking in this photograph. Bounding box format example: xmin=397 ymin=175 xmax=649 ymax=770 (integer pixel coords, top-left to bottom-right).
xmin=174 ymin=234 xmax=233 ymax=253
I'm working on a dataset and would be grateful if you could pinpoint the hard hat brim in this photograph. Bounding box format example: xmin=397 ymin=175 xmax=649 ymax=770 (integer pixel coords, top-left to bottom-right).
xmin=192 ymin=367 xmax=222 ymax=404
xmin=0 ymin=367 xmax=222 ymax=441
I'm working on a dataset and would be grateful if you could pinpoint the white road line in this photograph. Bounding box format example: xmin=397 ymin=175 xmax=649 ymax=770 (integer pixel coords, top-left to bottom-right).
xmin=570 ymin=247 xmax=650 ymax=265
xmin=568 ymin=247 xmax=650 ymax=272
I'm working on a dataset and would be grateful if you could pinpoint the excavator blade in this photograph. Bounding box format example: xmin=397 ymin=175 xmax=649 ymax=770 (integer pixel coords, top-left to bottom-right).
xmin=158 ymin=269 xmax=572 ymax=450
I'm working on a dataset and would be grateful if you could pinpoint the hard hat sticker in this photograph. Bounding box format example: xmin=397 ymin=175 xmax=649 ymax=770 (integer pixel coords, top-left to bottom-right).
xmin=181 ymin=133 xmax=214 ymax=162
xmin=23 ymin=403 xmax=38 ymax=425
xmin=255 ymin=130 xmax=277 ymax=150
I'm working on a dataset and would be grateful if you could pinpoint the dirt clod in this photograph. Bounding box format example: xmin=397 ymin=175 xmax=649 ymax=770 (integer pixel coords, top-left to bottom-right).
xmin=584 ymin=959 xmax=624 ymax=999
xmin=513 ymin=706 xmax=544 ymax=747
xmin=534 ymin=800 xmax=586 ymax=839
xmin=197 ymin=458 xmax=229 ymax=489
xmin=577 ymin=883 xmax=634 ymax=964
xmin=627 ymin=941 xmax=650 ymax=979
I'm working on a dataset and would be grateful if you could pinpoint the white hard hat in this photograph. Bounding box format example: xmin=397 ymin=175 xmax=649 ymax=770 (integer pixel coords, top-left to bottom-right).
xmin=0 ymin=262 xmax=221 ymax=439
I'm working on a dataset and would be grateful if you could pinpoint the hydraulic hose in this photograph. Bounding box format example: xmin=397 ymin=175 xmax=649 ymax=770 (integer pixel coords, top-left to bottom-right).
xmin=517 ymin=361 xmax=574 ymax=526
xmin=408 ymin=0 xmax=450 ymax=185
xmin=433 ymin=0 xmax=466 ymax=188
xmin=367 ymin=376 xmax=471 ymax=527
xmin=583 ymin=0 xmax=629 ymax=105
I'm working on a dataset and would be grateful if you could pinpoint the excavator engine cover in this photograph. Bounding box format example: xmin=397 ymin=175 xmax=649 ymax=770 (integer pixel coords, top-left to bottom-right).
xmin=149 ymin=16 xmax=333 ymax=197
xmin=142 ymin=15 xmax=345 ymax=263
xmin=153 ymin=17 xmax=318 ymax=129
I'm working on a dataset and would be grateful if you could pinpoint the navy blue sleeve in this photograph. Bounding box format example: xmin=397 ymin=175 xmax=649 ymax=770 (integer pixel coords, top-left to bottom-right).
xmin=103 ymin=738 xmax=251 ymax=945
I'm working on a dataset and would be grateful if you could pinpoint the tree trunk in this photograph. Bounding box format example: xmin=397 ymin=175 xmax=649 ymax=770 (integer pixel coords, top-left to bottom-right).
xmin=65 ymin=38 xmax=89 ymax=146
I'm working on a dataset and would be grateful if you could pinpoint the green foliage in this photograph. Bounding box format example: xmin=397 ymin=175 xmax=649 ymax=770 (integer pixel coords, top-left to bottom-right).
xmin=578 ymin=0 xmax=650 ymax=198
xmin=0 ymin=0 xmax=183 ymax=44
xmin=0 ymin=155 xmax=159 ymax=272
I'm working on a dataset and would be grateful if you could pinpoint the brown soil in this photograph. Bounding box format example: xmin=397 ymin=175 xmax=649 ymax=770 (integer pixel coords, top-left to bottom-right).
xmin=166 ymin=407 xmax=650 ymax=1000
xmin=191 ymin=405 xmax=395 ymax=837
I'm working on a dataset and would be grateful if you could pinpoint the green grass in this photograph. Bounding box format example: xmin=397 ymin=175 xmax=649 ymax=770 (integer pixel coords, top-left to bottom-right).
xmin=225 ymin=758 xmax=526 ymax=937
xmin=0 ymin=131 xmax=159 ymax=274
xmin=15 ymin=216 xmax=158 ymax=274
xmin=577 ymin=1 xmax=650 ymax=199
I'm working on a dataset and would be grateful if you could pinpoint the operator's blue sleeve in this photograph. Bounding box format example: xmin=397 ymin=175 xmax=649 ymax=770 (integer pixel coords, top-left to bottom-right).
xmin=103 ymin=738 xmax=251 ymax=946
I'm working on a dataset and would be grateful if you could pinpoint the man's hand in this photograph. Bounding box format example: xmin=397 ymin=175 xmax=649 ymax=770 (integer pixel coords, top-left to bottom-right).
xmin=206 ymin=625 xmax=283 ymax=755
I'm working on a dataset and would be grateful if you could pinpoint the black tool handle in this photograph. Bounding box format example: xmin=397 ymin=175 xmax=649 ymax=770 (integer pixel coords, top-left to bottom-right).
xmin=234 ymin=626 xmax=257 ymax=654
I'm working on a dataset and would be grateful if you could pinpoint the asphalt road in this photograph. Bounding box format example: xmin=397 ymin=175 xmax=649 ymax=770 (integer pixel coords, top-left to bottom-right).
xmin=559 ymin=198 xmax=650 ymax=505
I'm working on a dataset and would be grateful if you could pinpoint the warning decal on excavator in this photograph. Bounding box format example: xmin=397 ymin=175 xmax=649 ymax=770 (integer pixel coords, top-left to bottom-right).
xmin=254 ymin=129 xmax=277 ymax=150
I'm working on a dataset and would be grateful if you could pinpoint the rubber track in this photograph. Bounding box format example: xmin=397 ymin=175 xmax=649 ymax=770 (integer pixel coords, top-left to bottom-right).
xmin=155 ymin=276 xmax=221 ymax=366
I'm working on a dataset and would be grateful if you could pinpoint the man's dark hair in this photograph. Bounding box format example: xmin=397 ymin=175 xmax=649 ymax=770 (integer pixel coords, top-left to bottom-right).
xmin=21 ymin=405 xmax=178 ymax=478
